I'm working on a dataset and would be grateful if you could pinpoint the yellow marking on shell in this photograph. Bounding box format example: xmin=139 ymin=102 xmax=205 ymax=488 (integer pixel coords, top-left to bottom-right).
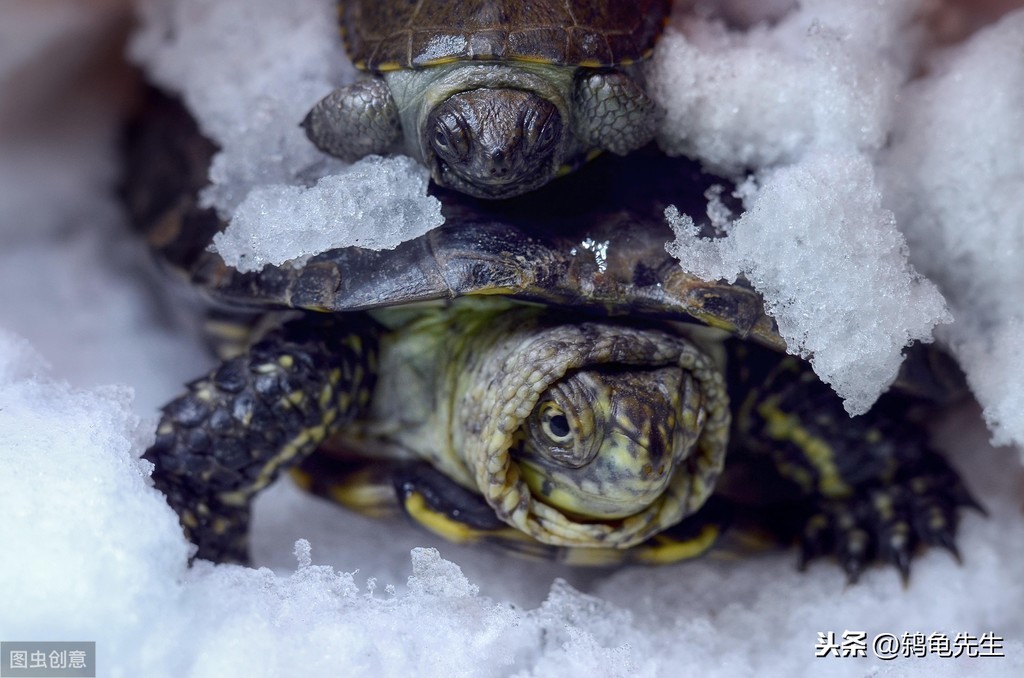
xmin=469 ymin=285 xmax=518 ymax=296
xmin=277 ymin=355 xmax=294 ymax=369
xmin=509 ymin=54 xmax=558 ymax=65
xmin=618 ymin=57 xmax=635 ymax=66
xmin=376 ymin=61 xmax=404 ymax=72
xmin=255 ymin=362 xmax=278 ymax=374
xmin=634 ymin=524 xmax=720 ymax=565
xmin=416 ymin=56 xmax=465 ymax=68
xmin=758 ymin=401 xmax=851 ymax=497
xmin=286 ymin=390 xmax=305 ymax=407
xmin=403 ymin=491 xmax=481 ymax=544
xmin=195 ymin=386 xmax=215 ymax=402
xmin=576 ymin=58 xmax=603 ymax=68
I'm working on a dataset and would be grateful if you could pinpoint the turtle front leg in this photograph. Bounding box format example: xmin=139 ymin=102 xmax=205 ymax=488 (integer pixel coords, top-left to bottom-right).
xmin=145 ymin=313 xmax=379 ymax=564
xmin=731 ymin=349 xmax=981 ymax=583
xmin=302 ymin=78 xmax=402 ymax=160
xmin=572 ymin=69 xmax=658 ymax=155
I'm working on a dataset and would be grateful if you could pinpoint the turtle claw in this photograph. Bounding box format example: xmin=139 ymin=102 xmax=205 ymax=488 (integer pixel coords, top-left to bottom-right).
xmin=797 ymin=464 xmax=978 ymax=582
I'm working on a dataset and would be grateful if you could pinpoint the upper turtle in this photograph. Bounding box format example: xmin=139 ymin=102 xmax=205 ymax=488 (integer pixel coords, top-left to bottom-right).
xmin=303 ymin=0 xmax=671 ymax=199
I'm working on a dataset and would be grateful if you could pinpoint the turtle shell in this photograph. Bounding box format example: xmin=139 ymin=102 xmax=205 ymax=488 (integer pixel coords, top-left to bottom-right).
xmin=125 ymin=91 xmax=966 ymax=404
xmin=129 ymin=91 xmax=782 ymax=352
xmin=342 ymin=0 xmax=672 ymax=71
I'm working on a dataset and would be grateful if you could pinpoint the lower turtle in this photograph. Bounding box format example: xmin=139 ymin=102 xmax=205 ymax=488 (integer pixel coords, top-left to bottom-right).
xmin=127 ymin=94 xmax=978 ymax=581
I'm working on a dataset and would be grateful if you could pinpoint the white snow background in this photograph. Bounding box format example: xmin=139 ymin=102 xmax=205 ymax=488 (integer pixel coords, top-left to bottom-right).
xmin=1 ymin=1 xmax=1023 ymax=676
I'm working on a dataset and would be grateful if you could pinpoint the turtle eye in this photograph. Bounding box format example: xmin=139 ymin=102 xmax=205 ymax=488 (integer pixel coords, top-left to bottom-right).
xmin=522 ymin=378 xmax=602 ymax=469
xmin=540 ymin=403 xmax=573 ymax=444
xmin=431 ymin=114 xmax=470 ymax=160
xmin=537 ymin=119 xmax=557 ymax=148
xmin=433 ymin=129 xmax=449 ymax=149
xmin=523 ymin=106 xmax=559 ymax=154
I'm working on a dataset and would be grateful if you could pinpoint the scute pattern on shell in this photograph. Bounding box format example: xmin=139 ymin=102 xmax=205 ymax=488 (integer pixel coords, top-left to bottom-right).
xmin=342 ymin=0 xmax=672 ymax=71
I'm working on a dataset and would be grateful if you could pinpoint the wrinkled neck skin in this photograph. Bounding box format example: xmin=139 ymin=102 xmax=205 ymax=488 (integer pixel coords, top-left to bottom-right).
xmin=358 ymin=300 xmax=732 ymax=550
xmin=384 ymin=62 xmax=583 ymax=170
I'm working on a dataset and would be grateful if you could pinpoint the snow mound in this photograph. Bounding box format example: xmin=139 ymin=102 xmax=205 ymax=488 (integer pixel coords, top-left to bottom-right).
xmin=879 ymin=10 xmax=1024 ymax=452
xmin=666 ymin=152 xmax=949 ymax=415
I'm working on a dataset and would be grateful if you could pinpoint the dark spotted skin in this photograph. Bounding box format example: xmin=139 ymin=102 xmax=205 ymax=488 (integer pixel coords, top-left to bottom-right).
xmin=725 ymin=341 xmax=980 ymax=583
xmin=144 ymin=313 xmax=380 ymax=563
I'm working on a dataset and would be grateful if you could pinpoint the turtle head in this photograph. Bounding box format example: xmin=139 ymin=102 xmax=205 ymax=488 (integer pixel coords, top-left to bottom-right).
xmin=424 ymin=88 xmax=563 ymax=199
xmin=450 ymin=316 xmax=729 ymax=550
xmin=514 ymin=366 xmax=695 ymax=520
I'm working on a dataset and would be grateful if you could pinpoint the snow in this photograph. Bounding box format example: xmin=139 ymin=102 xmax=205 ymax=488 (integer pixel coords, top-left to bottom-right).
xmin=212 ymin=156 xmax=444 ymax=272
xmin=878 ymin=11 xmax=1024 ymax=450
xmin=1 ymin=1 xmax=1023 ymax=677
xmin=652 ymin=1 xmax=947 ymax=415
xmin=655 ymin=0 xmax=1024 ymax=428
xmin=665 ymin=152 xmax=950 ymax=414
xmin=131 ymin=0 xmax=447 ymax=268
xmin=130 ymin=0 xmax=355 ymax=216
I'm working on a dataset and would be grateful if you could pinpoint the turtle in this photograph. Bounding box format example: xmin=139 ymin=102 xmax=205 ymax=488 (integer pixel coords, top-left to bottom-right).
xmin=126 ymin=92 xmax=979 ymax=581
xmin=302 ymin=0 xmax=671 ymax=199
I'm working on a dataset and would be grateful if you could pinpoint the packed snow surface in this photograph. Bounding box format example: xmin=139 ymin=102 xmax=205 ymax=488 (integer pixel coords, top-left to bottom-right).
xmin=2 ymin=1 xmax=1023 ymax=677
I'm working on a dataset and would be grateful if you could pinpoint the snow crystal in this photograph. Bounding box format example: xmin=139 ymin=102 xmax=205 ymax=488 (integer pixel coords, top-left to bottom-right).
xmin=654 ymin=0 xmax=954 ymax=415
xmin=650 ymin=0 xmax=923 ymax=175
xmin=666 ymin=152 xmax=950 ymax=415
xmin=879 ymin=10 xmax=1024 ymax=451
xmin=212 ymin=155 xmax=444 ymax=272
xmin=130 ymin=0 xmax=356 ymax=215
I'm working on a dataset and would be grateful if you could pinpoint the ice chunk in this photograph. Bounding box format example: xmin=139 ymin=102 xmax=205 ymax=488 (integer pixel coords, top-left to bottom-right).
xmin=211 ymin=155 xmax=444 ymax=272
xmin=407 ymin=547 xmax=479 ymax=599
xmin=650 ymin=0 xmax=924 ymax=175
xmin=130 ymin=0 xmax=355 ymax=215
xmin=879 ymin=10 xmax=1024 ymax=451
xmin=667 ymin=152 xmax=950 ymax=415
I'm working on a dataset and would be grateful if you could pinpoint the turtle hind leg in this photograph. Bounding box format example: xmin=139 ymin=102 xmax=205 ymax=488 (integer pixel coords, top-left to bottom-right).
xmin=145 ymin=313 xmax=380 ymax=564
xmin=796 ymin=452 xmax=980 ymax=584
xmin=730 ymin=347 xmax=982 ymax=583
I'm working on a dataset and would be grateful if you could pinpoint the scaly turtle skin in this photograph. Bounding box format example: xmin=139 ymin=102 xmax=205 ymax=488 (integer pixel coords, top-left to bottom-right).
xmin=127 ymin=93 xmax=978 ymax=580
xmin=303 ymin=0 xmax=670 ymax=199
